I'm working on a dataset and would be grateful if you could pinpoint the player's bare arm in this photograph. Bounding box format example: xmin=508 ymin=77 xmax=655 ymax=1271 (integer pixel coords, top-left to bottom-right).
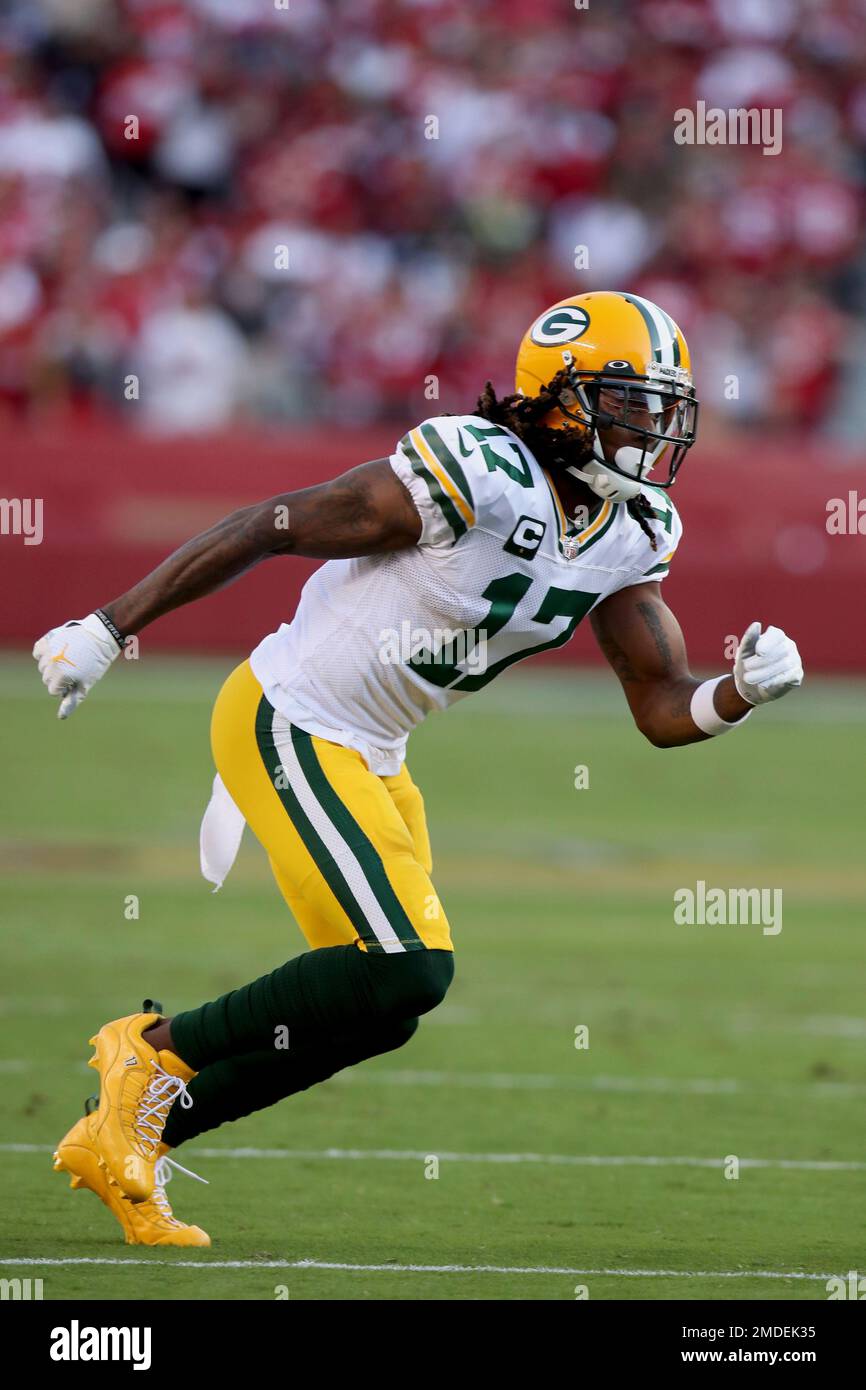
xmin=32 ymin=459 xmax=420 ymax=717
xmin=592 ymin=583 xmax=748 ymax=746
xmin=592 ymin=582 xmax=803 ymax=748
xmin=105 ymin=459 xmax=421 ymax=637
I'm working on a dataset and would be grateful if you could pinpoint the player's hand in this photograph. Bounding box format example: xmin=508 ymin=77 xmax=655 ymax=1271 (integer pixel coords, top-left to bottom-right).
xmin=733 ymin=621 xmax=803 ymax=706
xmin=32 ymin=613 xmax=122 ymax=719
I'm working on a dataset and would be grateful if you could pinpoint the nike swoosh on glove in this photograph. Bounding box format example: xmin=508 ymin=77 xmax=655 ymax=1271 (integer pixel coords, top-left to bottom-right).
xmin=32 ymin=613 xmax=122 ymax=719
xmin=733 ymin=620 xmax=804 ymax=707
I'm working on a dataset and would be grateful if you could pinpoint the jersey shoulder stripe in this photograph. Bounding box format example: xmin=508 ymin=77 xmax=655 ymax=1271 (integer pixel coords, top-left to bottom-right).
xmin=416 ymin=422 xmax=476 ymax=520
xmin=398 ymin=430 xmax=471 ymax=542
xmin=393 ymin=414 xmax=553 ymax=548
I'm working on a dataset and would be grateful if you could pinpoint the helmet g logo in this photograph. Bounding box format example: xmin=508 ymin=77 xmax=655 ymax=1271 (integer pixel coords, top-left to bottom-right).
xmin=530 ymin=305 xmax=590 ymax=347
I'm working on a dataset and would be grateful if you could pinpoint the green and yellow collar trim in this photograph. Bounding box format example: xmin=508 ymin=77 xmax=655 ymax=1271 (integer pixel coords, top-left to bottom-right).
xmin=540 ymin=468 xmax=618 ymax=560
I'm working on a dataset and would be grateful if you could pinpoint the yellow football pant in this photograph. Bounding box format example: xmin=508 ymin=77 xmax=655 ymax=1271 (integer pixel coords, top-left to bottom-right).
xmin=210 ymin=660 xmax=453 ymax=955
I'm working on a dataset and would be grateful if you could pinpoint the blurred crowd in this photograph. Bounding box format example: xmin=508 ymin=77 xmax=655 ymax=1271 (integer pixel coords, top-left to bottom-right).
xmin=0 ymin=0 xmax=864 ymax=438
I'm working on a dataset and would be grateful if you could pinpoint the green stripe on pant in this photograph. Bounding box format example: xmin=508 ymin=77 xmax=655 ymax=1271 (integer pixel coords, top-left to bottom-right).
xmin=288 ymin=724 xmax=422 ymax=951
xmin=253 ymin=696 xmax=393 ymax=953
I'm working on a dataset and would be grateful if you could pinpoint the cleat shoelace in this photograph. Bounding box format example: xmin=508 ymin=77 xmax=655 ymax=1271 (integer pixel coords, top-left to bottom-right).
xmin=133 ymin=1062 xmax=194 ymax=1159
xmin=150 ymin=1153 xmax=208 ymax=1227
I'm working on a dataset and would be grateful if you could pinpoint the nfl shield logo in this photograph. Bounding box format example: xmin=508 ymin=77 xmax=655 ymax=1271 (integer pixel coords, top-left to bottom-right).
xmin=562 ymin=536 xmax=580 ymax=560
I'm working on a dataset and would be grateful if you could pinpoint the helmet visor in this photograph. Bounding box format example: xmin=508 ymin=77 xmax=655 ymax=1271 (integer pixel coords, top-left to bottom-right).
xmin=556 ymin=368 xmax=699 ymax=488
xmin=590 ymin=380 xmax=697 ymax=447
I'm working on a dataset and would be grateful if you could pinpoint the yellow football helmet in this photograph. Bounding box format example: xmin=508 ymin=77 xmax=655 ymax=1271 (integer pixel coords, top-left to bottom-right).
xmin=515 ymin=290 xmax=699 ymax=502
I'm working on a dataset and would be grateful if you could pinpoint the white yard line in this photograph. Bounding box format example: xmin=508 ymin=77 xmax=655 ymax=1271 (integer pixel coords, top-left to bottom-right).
xmin=336 ymin=1068 xmax=742 ymax=1095
xmin=4 ymin=1059 xmax=866 ymax=1100
xmin=0 ymin=1255 xmax=838 ymax=1281
xmin=333 ymin=1067 xmax=866 ymax=1099
xmin=3 ymin=1141 xmax=864 ymax=1172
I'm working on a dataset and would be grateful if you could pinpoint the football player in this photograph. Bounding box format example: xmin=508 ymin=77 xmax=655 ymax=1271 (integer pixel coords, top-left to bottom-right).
xmin=35 ymin=291 xmax=803 ymax=1244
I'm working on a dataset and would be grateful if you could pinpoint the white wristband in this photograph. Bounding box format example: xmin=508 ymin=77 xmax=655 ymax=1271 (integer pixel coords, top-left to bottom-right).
xmin=690 ymin=675 xmax=753 ymax=737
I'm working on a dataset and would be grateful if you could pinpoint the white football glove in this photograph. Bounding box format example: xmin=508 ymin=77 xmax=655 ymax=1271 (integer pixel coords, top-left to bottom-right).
xmin=733 ymin=620 xmax=804 ymax=707
xmin=32 ymin=613 xmax=122 ymax=719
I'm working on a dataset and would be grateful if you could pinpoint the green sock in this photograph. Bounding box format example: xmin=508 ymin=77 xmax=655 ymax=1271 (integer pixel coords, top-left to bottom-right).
xmin=163 ymin=1018 xmax=418 ymax=1147
xmin=170 ymin=943 xmax=453 ymax=1072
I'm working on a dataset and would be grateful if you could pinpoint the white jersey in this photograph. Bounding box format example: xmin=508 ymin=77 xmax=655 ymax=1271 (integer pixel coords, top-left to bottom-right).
xmin=250 ymin=415 xmax=682 ymax=775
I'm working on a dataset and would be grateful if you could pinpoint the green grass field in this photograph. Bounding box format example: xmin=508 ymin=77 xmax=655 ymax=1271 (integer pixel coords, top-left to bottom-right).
xmin=1 ymin=654 xmax=864 ymax=1302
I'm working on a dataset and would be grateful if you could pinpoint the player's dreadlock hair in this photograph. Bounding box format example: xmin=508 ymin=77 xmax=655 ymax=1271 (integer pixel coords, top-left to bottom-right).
xmin=473 ymin=371 xmax=659 ymax=550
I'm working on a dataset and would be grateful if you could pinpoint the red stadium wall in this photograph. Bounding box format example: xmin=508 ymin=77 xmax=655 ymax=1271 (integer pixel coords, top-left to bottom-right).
xmin=2 ymin=425 xmax=863 ymax=672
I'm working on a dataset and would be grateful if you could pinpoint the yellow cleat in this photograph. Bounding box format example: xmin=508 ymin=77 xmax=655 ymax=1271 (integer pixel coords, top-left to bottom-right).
xmin=54 ymin=1113 xmax=210 ymax=1247
xmin=87 ymin=1011 xmax=196 ymax=1201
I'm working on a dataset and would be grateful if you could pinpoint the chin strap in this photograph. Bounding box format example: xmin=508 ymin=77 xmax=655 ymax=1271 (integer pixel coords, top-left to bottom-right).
xmin=566 ymin=432 xmax=668 ymax=503
xmin=565 ymin=462 xmax=639 ymax=503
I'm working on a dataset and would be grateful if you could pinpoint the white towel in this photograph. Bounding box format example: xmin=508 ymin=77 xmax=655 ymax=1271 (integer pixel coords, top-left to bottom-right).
xmin=199 ymin=772 xmax=246 ymax=891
